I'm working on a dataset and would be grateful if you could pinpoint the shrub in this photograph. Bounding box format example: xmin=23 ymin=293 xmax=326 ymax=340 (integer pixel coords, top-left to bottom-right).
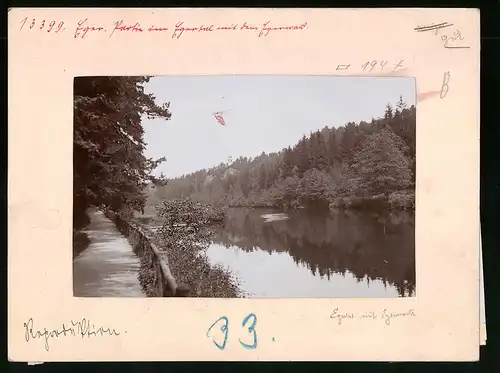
xmin=388 ymin=191 xmax=415 ymax=210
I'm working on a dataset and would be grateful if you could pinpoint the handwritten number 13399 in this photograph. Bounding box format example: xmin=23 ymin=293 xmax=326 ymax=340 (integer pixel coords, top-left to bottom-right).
xmin=206 ymin=313 xmax=257 ymax=350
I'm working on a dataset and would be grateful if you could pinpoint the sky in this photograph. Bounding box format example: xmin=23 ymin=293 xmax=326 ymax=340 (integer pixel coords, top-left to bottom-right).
xmin=142 ymin=76 xmax=415 ymax=178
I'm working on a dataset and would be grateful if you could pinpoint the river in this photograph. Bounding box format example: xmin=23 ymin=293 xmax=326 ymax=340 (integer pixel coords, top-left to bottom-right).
xmin=206 ymin=208 xmax=415 ymax=298
xmin=139 ymin=206 xmax=415 ymax=298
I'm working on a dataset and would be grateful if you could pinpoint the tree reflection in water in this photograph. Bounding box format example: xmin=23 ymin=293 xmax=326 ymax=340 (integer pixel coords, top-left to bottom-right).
xmin=212 ymin=208 xmax=415 ymax=297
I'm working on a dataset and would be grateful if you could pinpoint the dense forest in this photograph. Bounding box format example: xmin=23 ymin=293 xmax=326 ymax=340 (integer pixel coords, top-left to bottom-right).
xmin=73 ymin=76 xmax=171 ymax=229
xmin=151 ymin=96 xmax=416 ymax=211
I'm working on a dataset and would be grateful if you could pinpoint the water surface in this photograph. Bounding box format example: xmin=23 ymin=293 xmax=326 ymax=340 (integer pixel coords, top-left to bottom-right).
xmin=206 ymin=208 xmax=415 ymax=298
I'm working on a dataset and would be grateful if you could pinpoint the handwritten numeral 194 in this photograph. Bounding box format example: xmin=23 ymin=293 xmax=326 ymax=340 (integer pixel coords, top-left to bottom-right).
xmin=207 ymin=313 xmax=258 ymax=350
xmin=360 ymin=60 xmax=404 ymax=73
xmin=361 ymin=60 xmax=391 ymax=72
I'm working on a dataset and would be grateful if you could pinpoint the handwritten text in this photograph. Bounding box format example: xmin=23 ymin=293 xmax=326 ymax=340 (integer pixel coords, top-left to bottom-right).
xmin=330 ymin=307 xmax=416 ymax=325
xmin=24 ymin=318 xmax=121 ymax=352
xmin=18 ymin=17 xmax=308 ymax=40
xmin=415 ymin=22 xmax=470 ymax=49
xmin=207 ymin=313 xmax=259 ymax=350
xmin=440 ymin=71 xmax=450 ymax=98
xmin=20 ymin=17 xmax=65 ymax=33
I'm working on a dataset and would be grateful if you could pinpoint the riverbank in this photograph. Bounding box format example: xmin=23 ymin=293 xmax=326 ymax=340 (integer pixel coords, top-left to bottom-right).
xmin=133 ymin=200 xmax=242 ymax=298
xmin=225 ymin=189 xmax=415 ymax=212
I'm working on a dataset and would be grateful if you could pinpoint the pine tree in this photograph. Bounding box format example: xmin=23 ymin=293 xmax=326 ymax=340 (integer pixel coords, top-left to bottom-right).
xmin=339 ymin=122 xmax=359 ymax=159
xmin=281 ymin=146 xmax=293 ymax=178
xmin=394 ymin=95 xmax=408 ymax=132
xmin=300 ymin=169 xmax=331 ymax=207
xmin=296 ymin=136 xmax=310 ymax=176
xmin=314 ymin=131 xmax=329 ymax=170
xmin=396 ymin=95 xmax=407 ymax=111
xmin=384 ymin=104 xmax=393 ymax=119
xmin=350 ymin=128 xmax=412 ymax=197
xmin=73 ymin=76 xmax=171 ymax=225
xmin=328 ymin=130 xmax=339 ymax=165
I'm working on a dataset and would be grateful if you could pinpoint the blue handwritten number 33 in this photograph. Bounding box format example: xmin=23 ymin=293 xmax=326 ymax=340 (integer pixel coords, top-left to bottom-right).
xmin=206 ymin=316 xmax=229 ymax=350
xmin=206 ymin=313 xmax=257 ymax=350
xmin=239 ymin=313 xmax=258 ymax=349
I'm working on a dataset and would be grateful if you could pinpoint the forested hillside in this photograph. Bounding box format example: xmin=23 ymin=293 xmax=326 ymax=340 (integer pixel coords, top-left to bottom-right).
xmin=152 ymin=96 xmax=416 ymax=211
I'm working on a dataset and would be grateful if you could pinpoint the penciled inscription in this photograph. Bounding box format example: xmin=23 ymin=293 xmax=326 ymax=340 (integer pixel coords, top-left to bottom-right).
xmin=335 ymin=60 xmax=405 ymax=73
xmin=23 ymin=318 xmax=122 ymax=352
xmin=440 ymin=71 xmax=451 ymax=98
xmin=330 ymin=307 xmax=416 ymax=325
xmin=414 ymin=22 xmax=470 ymax=49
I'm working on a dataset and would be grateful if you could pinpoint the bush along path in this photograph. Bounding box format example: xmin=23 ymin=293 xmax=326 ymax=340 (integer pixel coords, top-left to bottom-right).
xmin=133 ymin=199 xmax=242 ymax=298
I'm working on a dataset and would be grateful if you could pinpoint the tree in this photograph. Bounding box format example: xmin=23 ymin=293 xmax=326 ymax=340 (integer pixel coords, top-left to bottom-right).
xmin=277 ymin=175 xmax=301 ymax=207
xmin=258 ymin=164 xmax=268 ymax=189
xmin=339 ymin=122 xmax=359 ymax=159
xmin=309 ymin=131 xmax=329 ymax=170
xmin=73 ymin=76 xmax=172 ymax=227
xmin=396 ymin=95 xmax=407 ymax=111
xmin=299 ymin=169 xmax=331 ymax=207
xmin=349 ymin=128 xmax=412 ymax=197
xmin=296 ymin=136 xmax=310 ymax=176
xmin=327 ymin=129 xmax=339 ymax=165
xmin=384 ymin=104 xmax=393 ymax=120
xmin=281 ymin=146 xmax=293 ymax=178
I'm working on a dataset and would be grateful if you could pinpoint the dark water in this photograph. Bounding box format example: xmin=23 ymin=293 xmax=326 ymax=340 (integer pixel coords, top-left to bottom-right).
xmin=206 ymin=208 xmax=415 ymax=298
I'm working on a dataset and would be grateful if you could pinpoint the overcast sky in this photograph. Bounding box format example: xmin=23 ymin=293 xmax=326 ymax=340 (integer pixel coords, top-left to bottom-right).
xmin=142 ymin=76 xmax=415 ymax=178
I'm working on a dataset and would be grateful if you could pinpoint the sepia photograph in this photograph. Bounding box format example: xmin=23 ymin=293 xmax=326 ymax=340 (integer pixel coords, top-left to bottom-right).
xmin=73 ymin=75 xmax=416 ymax=299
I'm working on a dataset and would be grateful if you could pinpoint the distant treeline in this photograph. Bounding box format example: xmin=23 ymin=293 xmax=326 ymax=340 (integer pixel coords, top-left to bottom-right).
xmin=152 ymin=96 xmax=416 ymax=211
